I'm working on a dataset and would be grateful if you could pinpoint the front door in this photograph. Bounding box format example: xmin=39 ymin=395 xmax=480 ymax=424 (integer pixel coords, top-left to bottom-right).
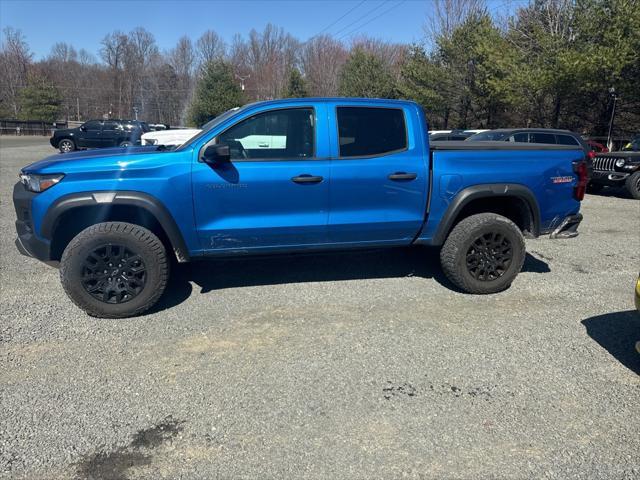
xmin=192 ymin=105 xmax=331 ymax=253
xmin=78 ymin=120 xmax=103 ymax=148
xmin=327 ymin=104 xmax=429 ymax=245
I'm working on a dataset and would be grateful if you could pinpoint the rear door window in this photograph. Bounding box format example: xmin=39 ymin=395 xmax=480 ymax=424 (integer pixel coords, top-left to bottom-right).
xmin=337 ymin=107 xmax=406 ymax=158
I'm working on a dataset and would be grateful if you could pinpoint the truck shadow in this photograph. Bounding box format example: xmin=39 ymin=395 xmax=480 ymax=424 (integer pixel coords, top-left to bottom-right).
xmin=150 ymin=249 xmax=549 ymax=314
xmin=582 ymin=310 xmax=640 ymax=375
xmin=587 ymin=187 xmax=634 ymax=200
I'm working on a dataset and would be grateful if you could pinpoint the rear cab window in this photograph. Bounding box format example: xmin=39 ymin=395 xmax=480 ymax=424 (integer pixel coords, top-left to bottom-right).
xmin=337 ymin=106 xmax=407 ymax=158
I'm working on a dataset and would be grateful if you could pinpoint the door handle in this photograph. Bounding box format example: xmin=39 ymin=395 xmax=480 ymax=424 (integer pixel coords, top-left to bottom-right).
xmin=291 ymin=174 xmax=323 ymax=184
xmin=258 ymin=143 xmax=269 ymax=147
xmin=388 ymin=172 xmax=417 ymax=181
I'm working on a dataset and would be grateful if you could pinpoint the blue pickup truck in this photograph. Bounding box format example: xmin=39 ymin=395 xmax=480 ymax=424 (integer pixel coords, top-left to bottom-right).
xmin=13 ymin=98 xmax=587 ymax=318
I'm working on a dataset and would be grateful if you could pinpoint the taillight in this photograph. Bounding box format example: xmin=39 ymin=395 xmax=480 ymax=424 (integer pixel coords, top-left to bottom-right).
xmin=573 ymin=160 xmax=588 ymax=201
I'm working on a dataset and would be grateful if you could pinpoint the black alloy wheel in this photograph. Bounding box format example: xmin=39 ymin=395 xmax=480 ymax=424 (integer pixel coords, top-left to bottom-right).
xmin=465 ymin=232 xmax=512 ymax=281
xmin=81 ymin=244 xmax=146 ymax=304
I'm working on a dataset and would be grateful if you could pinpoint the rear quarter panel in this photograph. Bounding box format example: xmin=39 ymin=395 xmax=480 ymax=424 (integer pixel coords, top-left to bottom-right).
xmin=420 ymin=147 xmax=584 ymax=242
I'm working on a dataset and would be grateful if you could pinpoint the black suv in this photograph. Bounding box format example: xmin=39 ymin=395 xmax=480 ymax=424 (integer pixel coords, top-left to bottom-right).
xmin=50 ymin=119 xmax=151 ymax=153
xmin=588 ymin=135 xmax=640 ymax=199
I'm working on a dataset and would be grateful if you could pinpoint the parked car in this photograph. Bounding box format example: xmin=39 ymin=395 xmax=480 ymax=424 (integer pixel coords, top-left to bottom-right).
xmin=466 ymin=128 xmax=592 ymax=158
xmin=15 ymin=98 xmax=587 ymax=318
xmin=586 ymin=139 xmax=609 ymax=155
xmin=588 ymin=150 xmax=640 ymax=198
xmin=50 ymin=119 xmax=147 ymax=153
xmin=141 ymin=128 xmax=201 ymax=147
xmin=622 ymin=135 xmax=640 ymax=152
xmin=429 ymin=130 xmax=476 ymax=141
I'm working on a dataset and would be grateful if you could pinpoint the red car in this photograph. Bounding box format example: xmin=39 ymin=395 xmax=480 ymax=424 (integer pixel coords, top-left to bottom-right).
xmin=586 ymin=140 xmax=609 ymax=158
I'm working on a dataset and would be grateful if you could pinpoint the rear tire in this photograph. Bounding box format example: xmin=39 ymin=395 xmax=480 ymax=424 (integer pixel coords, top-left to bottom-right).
xmin=440 ymin=213 xmax=526 ymax=294
xmin=625 ymin=171 xmax=640 ymax=200
xmin=60 ymin=222 xmax=169 ymax=318
xmin=58 ymin=138 xmax=75 ymax=153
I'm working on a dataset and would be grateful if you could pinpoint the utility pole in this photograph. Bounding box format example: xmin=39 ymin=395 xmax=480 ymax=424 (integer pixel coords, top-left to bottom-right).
xmin=235 ymin=73 xmax=250 ymax=92
xmin=606 ymin=87 xmax=618 ymax=151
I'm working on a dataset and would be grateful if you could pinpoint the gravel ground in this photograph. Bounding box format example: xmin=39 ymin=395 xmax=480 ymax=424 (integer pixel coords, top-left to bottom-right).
xmin=1 ymin=136 xmax=639 ymax=480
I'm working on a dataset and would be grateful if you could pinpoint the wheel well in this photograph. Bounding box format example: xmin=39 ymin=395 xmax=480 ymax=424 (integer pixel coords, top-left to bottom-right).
xmin=450 ymin=196 xmax=535 ymax=236
xmin=50 ymin=205 xmax=174 ymax=261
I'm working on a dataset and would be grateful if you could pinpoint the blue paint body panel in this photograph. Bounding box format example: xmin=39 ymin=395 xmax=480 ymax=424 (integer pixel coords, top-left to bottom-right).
xmin=21 ymin=98 xmax=583 ymax=259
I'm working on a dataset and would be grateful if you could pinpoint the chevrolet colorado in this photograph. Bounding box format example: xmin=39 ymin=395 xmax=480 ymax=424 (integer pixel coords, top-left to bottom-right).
xmin=14 ymin=98 xmax=587 ymax=318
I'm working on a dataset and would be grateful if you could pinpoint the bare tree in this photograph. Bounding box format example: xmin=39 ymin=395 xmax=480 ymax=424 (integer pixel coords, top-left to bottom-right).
xmin=301 ymin=35 xmax=348 ymax=96
xmin=425 ymin=0 xmax=487 ymax=41
xmin=100 ymin=31 xmax=128 ymax=117
xmin=0 ymin=27 xmax=33 ymax=117
xmin=196 ymin=30 xmax=226 ymax=68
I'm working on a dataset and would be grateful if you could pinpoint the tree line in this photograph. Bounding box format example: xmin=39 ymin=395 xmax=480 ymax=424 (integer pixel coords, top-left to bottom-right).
xmin=0 ymin=0 xmax=637 ymax=137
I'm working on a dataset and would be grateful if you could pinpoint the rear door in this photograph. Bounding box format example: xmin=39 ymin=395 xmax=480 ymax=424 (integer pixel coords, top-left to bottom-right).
xmin=327 ymin=104 xmax=429 ymax=245
xmin=101 ymin=121 xmax=122 ymax=147
xmin=192 ymin=104 xmax=331 ymax=252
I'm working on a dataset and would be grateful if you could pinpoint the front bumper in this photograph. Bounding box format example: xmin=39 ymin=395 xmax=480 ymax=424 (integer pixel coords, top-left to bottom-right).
xmin=590 ymin=170 xmax=630 ymax=186
xmin=13 ymin=182 xmax=53 ymax=264
xmin=549 ymin=213 xmax=583 ymax=239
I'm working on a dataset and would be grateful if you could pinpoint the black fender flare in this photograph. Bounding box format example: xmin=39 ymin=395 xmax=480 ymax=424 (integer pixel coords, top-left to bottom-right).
xmin=41 ymin=190 xmax=190 ymax=262
xmin=431 ymin=183 xmax=541 ymax=246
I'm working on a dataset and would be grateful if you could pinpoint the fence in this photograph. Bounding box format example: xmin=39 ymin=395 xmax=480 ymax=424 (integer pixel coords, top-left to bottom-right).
xmin=0 ymin=120 xmax=68 ymax=136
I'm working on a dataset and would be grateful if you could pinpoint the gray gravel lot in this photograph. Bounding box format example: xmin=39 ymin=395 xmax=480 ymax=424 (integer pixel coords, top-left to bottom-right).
xmin=1 ymin=136 xmax=639 ymax=479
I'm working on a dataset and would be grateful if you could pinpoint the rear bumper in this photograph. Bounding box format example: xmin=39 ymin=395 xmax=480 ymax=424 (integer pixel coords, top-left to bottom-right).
xmin=549 ymin=213 xmax=582 ymax=239
xmin=13 ymin=182 xmax=54 ymax=264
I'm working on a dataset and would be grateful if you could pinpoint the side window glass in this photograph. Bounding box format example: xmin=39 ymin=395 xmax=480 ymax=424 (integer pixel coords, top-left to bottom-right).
xmin=530 ymin=132 xmax=556 ymax=144
xmin=216 ymin=108 xmax=314 ymax=160
xmin=337 ymin=107 xmax=406 ymax=157
xmin=510 ymin=132 xmax=529 ymax=143
xmin=103 ymin=121 xmax=120 ymax=131
xmin=84 ymin=121 xmax=101 ymax=131
xmin=557 ymin=135 xmax=579 ymax=146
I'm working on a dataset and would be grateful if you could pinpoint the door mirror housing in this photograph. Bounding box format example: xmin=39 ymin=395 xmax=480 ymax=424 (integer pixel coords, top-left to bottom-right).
xmin=79 ymin=125 xmax=86 ymax=131
xmin=202 ymin=143 xmax=231 ymax=164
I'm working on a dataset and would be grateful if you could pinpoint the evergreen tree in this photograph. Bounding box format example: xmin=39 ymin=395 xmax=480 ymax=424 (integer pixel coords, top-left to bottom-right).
xmin=284 ymin=68 xmax=308 ymax=98
xmin=338 ymin=48 xmax=396 ymax=98
xmin=18 ymin=74 xmax=61 ymax=121
xmin=188 ymin=60 xmax=244 ymax=126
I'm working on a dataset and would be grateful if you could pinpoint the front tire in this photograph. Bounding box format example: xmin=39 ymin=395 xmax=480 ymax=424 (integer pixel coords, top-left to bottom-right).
xmin=60 ymin=222 xmax=169 ymax=318
xmin=625 ymin=171 xmax=640 ymax=200
xmin=58 ymin=138 xmax=75 ymax=153
xmin=440 ymin=213 xmax=526 ymax=294
xmin=119 ymin=141 xmax=133 ymax=147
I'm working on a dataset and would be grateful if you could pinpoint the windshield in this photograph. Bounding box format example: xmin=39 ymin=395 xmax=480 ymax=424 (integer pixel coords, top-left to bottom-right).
xmin=176 ymin=107 xmax=243 ymax=151
xmin=466 ymin=131 xmax=509 ymax=141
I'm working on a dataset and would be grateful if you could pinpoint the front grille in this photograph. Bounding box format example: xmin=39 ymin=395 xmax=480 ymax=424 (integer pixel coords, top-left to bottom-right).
xmin=593 ymin=156 xmax=617 ymax=171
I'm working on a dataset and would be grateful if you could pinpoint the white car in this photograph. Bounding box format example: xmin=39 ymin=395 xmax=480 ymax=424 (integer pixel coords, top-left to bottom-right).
xmin=141 ymin=129 xmax=201 ymax=147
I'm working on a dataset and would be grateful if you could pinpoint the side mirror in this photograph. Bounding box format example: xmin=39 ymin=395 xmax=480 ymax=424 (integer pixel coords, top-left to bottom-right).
xmin=202 ymin=143 xmax=231 ymax=164
xmin=80 ymin=126 xmax=86 ymax=131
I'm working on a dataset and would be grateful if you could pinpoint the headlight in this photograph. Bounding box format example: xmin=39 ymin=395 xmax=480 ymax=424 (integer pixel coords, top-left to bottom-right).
xmin=19 ymin=173 xmax=64 ymax=192
xmin=615 ymin=158 xmax=625 ymax=167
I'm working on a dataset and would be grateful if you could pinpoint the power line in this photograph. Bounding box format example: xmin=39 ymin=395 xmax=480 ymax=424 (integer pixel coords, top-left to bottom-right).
xmin=338 ymin=0 xmax=407 ymax=41
xmin=331 ymin=0 xmax=392 ymax=38
xmin=309 ymin=0 xmax=367 ymax=40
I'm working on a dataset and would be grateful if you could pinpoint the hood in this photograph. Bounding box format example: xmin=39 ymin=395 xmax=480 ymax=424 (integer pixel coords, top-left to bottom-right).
xmin=596 ymin=151 xmax=640 ymax=160
xmin=22 ymin=145 xmax=165 ymax=173
xmin=141 ymin=129 xmax=201 ymax=145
